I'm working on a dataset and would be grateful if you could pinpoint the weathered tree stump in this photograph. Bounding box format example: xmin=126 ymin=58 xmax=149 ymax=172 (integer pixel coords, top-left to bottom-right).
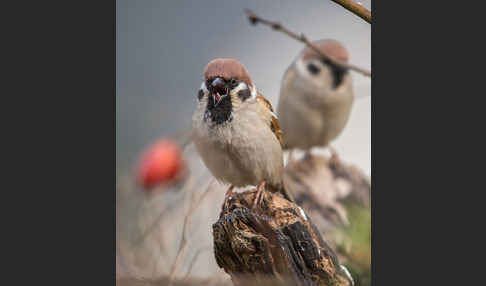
xmin=284 ymin=153 xmax=371 ymax=286
xmin=212 ymin=188 xmax=352 ymax=286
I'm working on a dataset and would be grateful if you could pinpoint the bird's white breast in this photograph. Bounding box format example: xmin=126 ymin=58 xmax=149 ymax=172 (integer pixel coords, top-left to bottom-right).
xmin=192 ymin=102 xmax=283 ymax=188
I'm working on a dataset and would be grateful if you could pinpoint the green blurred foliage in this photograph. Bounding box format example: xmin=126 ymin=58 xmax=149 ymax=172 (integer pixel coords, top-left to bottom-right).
xmin=336 ymin=204 xmax=371 ymax=286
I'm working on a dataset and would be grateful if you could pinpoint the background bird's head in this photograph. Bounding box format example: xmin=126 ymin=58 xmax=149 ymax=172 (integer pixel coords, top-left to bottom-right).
xmin=197 ymin=58 xmax=257 ymax=125
xmin=292 ymin=39 xmax=350 ymax=94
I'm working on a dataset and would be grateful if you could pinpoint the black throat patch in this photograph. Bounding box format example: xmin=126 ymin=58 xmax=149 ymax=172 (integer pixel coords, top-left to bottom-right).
xmin=205 ymin=93 xmax=232 ymax=125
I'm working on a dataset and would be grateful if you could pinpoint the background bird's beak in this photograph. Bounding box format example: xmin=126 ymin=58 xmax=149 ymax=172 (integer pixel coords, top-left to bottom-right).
xmin=211 ymin=77 xmax=228 ymax=106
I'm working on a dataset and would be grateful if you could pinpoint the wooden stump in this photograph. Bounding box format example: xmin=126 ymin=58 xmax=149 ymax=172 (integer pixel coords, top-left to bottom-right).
xmin=212 ymin=188 xmax=352 ymax=286
xmin=284 ymin=153 xmax=371 ymax=285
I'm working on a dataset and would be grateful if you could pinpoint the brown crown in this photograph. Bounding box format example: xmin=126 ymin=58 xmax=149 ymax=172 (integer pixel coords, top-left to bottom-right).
xmin=302 ymin=39 xmax=349 ymax=63
xmin=203 ymin=58 xmax=253 ymax=88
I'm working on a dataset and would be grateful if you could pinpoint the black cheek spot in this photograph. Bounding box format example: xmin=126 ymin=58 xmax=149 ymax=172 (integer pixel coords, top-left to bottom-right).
xmin=321 ymin=59 xmax=348 ymax=88
xmin=230 ymin=78 xmax=238 ymax=88
xmin=237 ymin=89 xmax=251 ymax=101
xmin=330 ymin=67 xmax=347 ymax=88
xmin=307 ymin=63 xmax=320 ymax=75
xmin=197 ymin=89 xmax=204 ymax=100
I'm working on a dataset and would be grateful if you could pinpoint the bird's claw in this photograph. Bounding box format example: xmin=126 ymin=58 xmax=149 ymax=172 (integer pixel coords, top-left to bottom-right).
xmin=252 ymin=181 xmax=266 ymax=209
xmin=222 ymin=185 xmax=235 ymax=213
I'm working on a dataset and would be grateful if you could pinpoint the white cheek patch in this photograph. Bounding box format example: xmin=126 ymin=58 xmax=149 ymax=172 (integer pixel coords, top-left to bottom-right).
xmin=200 ymin=81 xmax=209 ymax=93
xmin=231 ymin=82 xmax=248 ymax=94
xmin=250 ymin=84 xmax=257 ymax=99
xmin=295 ymin=57 xmax=309 ymax=78
xmin=198 ymin=81 xmax=210 ymax=103
xmin=231 ymin=82 xmax=257 ymax=102
xmin=296 ymin=57 xmax=325 ymax=80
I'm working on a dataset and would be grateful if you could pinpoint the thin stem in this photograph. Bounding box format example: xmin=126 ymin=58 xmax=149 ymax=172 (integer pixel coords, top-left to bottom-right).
xmin=245 ymin=9 xmax=371 ymax=77
xmin=167 ymin=179 xmax=216 ymax=286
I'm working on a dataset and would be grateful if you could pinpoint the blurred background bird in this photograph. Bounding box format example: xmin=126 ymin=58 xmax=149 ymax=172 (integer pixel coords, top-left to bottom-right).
xmin=277 ymin=39 xmax=354 ymax=160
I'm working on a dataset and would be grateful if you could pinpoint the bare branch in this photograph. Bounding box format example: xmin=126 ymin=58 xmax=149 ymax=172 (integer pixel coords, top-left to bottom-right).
xmin=182 ymin=247 xmax=212 ymax=281
xmin=330 ymin=0 xmax=371 ymax=24
xmin=245 ymin=9 xmax=371 ymax=77
xmin=167 ymin=179 xmax=217 ymax=286
xmin=134 ymin=176 xmax=196 ymax=246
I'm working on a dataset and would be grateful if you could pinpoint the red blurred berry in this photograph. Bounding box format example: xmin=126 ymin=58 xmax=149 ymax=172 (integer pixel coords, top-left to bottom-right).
xmin=137 ymin=139 xmax=185 ymax=190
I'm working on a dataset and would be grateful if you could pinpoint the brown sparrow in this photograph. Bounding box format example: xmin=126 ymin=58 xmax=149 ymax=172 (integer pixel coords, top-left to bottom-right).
xmin=192 ymin=58 xmax=294 ymax=205
xmin=277 ymin=39 xmax=354 ymax=158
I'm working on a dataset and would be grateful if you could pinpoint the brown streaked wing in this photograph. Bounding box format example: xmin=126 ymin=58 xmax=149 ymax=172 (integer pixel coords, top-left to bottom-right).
xmin=257 ymin=93 xmax=284 ymax=148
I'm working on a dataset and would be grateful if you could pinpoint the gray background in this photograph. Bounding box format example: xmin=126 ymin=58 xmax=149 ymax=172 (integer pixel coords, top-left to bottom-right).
xmin=116 ymin=0 xmax=371 ymax=177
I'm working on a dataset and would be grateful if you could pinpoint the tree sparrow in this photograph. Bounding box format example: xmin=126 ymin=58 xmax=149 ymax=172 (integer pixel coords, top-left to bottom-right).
xmin=192 ymin=58 xmax=294 ymax=205
xmin=277 ymin=39 xmax=354 ymax=158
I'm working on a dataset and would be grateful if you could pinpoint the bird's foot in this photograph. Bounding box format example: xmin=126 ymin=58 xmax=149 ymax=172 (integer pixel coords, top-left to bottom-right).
xmin=252 ymin=181 xmax=266 ymax=209
xmin=222 ymin=185 xmax=235 ymax=213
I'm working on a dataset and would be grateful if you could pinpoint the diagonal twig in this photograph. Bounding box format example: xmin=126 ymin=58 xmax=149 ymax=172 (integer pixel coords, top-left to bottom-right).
xmin=167 ymin=179 xmax=217 ymax=286
xmin=330 ymin=0 xmax=371 ymax=24
xmin=245 ymin=9 xmax=371 ymax=77
xmin=182 ymin=247 xmax=212 ymax=281
xmin=134 ymin=176 xmax=196 ymax=247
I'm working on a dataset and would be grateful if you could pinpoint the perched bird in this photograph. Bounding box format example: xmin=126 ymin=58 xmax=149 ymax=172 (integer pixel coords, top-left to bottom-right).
xmin=277 ymin=39 xmax=354 ymax=158
xmin=192 ymin=58 xmax=294 ymax=206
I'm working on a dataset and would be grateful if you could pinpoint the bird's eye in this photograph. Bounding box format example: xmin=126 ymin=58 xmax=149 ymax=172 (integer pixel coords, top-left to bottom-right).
xmin=197 ymin=89 xmax=204 ymax=100
xmin=230 ymin=78 xmax=238 ymax=87
xmin=307 ymin=63 xmax=320 ymax=75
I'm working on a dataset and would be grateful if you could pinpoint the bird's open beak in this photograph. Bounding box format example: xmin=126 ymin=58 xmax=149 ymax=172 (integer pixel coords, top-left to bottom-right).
xmin=211 ymin=77 xmax=228 ymax=107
